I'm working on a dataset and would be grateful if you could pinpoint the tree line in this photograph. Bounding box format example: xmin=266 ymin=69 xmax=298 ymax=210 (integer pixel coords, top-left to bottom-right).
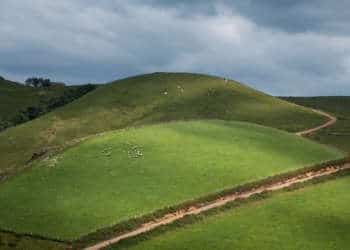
xmin=25 ymin=77 xmax=66 ymax=88
xmin=0 ymin=84 xmax=97 ymax=131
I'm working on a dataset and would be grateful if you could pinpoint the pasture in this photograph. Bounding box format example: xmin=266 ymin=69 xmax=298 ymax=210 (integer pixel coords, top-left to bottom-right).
xmin=0 ymin=120 xmax=342 ymax=240
xmin=107 ymin=172 xmax=350 ymax=250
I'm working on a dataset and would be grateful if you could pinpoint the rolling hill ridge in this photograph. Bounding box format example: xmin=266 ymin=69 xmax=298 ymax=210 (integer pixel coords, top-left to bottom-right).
xmin=0 ymin=72 xmax=326 ymax=177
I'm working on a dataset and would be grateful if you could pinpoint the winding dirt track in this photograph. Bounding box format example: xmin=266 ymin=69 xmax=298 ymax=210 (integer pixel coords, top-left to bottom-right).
xmin=295 ymin=109 xmax=337 ymax=136
xmin=84 ymin=110 xmax=341 ymax=250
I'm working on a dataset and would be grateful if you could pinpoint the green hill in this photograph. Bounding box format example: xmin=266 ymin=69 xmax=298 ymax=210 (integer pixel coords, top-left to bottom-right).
xmin=0 ymin=77 xmax=96 ymax=133
xmin=0 ymin=77 xmax=69 ymax=129
xmin=0 ymin=73 xmax=326 ymax=178
xmin=0 ymin=120 xmax=342 ymax=240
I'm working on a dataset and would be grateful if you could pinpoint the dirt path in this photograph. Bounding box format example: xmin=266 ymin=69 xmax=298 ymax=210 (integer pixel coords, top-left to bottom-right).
xmin=84 ymin=162 xmax=350 ymax=250
xmin=296 ymin=109 xmax=337 ymax=136
xmin=83 ymin=109 xmax=340 ymax=250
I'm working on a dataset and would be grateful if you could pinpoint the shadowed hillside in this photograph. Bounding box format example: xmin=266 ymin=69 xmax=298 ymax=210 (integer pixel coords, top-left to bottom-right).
xmin=281 ymin=96 xmax=350 ymax=154
xmin=0 ymin=77 xmax=96 ymax=132
xmin=0 ymin=77 xmax=69 ymax=130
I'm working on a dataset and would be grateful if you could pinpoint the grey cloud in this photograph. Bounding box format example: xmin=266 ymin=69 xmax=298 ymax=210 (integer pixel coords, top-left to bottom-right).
xmin=232 ymin=0 xmax=350 ymax=35
xmin=142 ymin=0 xmax=350 ymax=35
xmin=0 ymin=0 xmax=350 ymax=96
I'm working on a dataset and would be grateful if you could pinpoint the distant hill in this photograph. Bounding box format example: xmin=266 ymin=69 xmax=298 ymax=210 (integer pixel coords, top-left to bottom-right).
xmin=0 ymin=77 xmax=67 ymax=122
xmin=0 ymin=72 xmax=326 ymax=178
xmin=281 ymin=96 xmax=350 ymax=154
xmin=0 ymin=77 xmax=96 ymax=131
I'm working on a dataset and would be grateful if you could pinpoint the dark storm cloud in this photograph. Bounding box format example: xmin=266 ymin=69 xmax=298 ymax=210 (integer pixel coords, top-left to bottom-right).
xmin=0 ymin=0 xmax=349 ymax=95
xmin=232 ymin=0 xmax=350 ymax=35
xmin=143 ymin=0 xmax=350 ymax=35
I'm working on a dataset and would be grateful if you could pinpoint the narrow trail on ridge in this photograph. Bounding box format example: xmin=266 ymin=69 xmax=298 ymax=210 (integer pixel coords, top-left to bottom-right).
xmin=295 ymin=109 xmax=337 ymax=136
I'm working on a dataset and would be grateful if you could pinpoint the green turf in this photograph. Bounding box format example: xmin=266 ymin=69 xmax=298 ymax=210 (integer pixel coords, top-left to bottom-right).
xmin=0 ymin=232 xmax=65 ymax=250
xmin=0 ymin=120 xmax=342 ymax=240
xmin=281 ymin=96 xmax=350 ymax=154
xmin=0 ymin=72 xmax=326 ymax=177
xmin=108 ymin=174 xmax=350 ymax=250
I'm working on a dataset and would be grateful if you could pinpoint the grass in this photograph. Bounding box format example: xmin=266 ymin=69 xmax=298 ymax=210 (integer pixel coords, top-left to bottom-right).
xmin=74 ymin=157 xmax=350 ymax=249
xmin=281 ymin=96 xmax=350 ymax=154
xmin=0 ymin=236 xmax=63 ymax=250
xmin=0 ymin=72 xmax=326 ymax=177
xmin=0 ymin=232 xmax=66 ymax=250
xmin=0 ymin=77 xmax=69 ymax=124
xmin=106 ymin=171 xmax=350 ymax=250
xmin=0 ymin=120 xmax=343 ymax=240
xmin=0 ymin=77 xmax=96 ymax=133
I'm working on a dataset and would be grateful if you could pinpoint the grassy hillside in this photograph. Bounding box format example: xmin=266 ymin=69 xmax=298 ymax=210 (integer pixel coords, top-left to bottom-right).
xmin=282 ymin=96 xmax=350 ymax=154
xmin=0 ymin=120 xmax=342 ymax=240
xmin=109 ymin=172 xmax=350 ymax=250
xmin=0 ymin=77 xmax=68 ymax=126
xmin=0 ymin=73 xmax=326 ymax=177
xmin=0 ymin=77 xmax=96 ymax=132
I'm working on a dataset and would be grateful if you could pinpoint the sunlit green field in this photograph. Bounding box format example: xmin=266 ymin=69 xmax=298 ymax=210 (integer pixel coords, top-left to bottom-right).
xmin=0 ymin=120 xmax=342 ymax=240
xmin=108 ymin=173 xmax=350 ymax=250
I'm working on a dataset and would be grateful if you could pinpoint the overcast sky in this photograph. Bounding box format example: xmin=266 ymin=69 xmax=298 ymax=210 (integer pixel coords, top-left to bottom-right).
xmin=1 ymin=0 xmax=349 ymax=96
